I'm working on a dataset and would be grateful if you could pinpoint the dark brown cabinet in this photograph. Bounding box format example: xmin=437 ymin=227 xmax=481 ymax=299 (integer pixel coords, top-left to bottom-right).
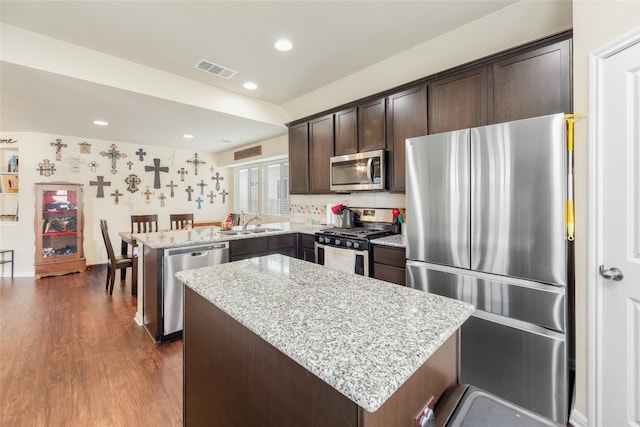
xmin=492 ymin=39 xmax=572 ymax=123
xmin=288 ymin=122 xmax=309 ymax=195
xmin=386 ymin=84 xmax=428 ymax=192
xmin=428 ymin=67 xmax=489 ymax=134
xmin=298 ymin=233 xmax=316 ymax=263
xmin=371 ymin=245 xmax=406 ymax=286
xmin=229 ymin=237 xmax=268 ymax=261
xmin=309 ymin=114 xmax=334 ymax=194
xmin=268 ymin=233 xmax=297 ymax=258
xmin=334 ymin=107 xmax=358 ymax=155
xmin=358 ymin=97 xmax=386 ymax=152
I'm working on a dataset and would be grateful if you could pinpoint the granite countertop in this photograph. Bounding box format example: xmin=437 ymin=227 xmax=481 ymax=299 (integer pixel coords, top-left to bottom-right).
xmin=176 ymin=254 xmax=475 ymax=413
xmin=128 ymin=222 xmax=323 ymax=249
xmin=371 ymin=234 xmax=407 ymax=248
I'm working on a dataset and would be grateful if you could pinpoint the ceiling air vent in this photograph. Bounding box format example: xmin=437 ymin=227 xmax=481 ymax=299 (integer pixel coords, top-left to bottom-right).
xmin=194 ymin=59 xmax=237 ymax=79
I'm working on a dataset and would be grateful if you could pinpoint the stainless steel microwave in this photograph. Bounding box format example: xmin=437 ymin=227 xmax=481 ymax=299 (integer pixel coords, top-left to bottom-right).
xmin=330 ymin=149 xmax=386 ymax=191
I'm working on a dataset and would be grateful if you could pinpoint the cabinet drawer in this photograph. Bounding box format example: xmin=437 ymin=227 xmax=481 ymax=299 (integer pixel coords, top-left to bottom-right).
xmin=268 ymin=234 xmax=297 ymax=250
xmin=372 ymin=245 xmax=406 ymax=268
xmin=230 ymin=237 xmax=268 ymax=257
xmin=373 ymin=263 xmax=406 ymax=286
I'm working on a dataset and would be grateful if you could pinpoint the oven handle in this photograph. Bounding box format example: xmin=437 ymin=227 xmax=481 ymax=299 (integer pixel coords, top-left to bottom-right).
xmin=367 ymin=157 xmax=374 ymax=183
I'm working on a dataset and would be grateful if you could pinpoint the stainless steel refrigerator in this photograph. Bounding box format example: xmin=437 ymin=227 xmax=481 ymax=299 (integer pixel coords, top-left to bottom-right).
xmin=405 ymin=113 xmax=570 ymax=424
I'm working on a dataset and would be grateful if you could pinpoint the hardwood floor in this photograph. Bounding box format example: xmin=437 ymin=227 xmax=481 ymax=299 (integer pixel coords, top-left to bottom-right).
xmin=0 ymin=266 xmax=183 ymax=426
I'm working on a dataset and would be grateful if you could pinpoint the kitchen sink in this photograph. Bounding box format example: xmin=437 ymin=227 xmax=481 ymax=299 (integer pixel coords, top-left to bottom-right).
xmin=219 ymin=228 xmax=279 ymax=236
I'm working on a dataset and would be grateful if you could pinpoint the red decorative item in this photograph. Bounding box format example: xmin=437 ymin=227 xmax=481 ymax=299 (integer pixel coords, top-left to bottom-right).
xmin=331 ymin=204 xmax=344 ymax=215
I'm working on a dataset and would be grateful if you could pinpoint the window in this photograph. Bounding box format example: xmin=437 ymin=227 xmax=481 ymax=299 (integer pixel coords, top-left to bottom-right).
xmin=234 ymin=159 xmax=290 ymax=217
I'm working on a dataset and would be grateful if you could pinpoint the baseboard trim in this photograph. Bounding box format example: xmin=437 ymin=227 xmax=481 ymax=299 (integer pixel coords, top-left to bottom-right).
xmin=569 ymin=409 xmax=588 ymax=427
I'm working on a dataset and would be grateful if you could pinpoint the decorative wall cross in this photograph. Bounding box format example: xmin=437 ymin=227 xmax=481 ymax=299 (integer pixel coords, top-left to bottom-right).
xmin=110 ymin=189 xmax=124 ymax=205
xmin=125 ymin=197 xmax=138 ymax=213
xmin=186 ymin=153 xmax=206 ymax=176
xmin=185 ymin=185 xmax=194 ymax=201
xmin=125 ymin=174 xmax=142 ymax=193
xmin=89 ymin=176 xmax=111 ymax=198
xmin=219 ymin=189 xmax=229 ymax=204
xmin=166 ymin=180 xmax=178 ymax=197
xmin=50 ymin=138 xmax=67 ymax=161
xmin=210 ymin=166 xmax=215 ymax=174
xmin=195 ymin=196 xmax=204 ymax=209
xmin=88 ymin=161 xmax=99 ymax=172
xmin=211 ymin=172 xmax=224 ymax=191
xmin=135 ymin=148 xmax=147 ymax=161
xmin=197 ymin=179 xmax=208 ymax=195
xmin=143 ymin=187 xmax=154 ymax=203
xmin=145 ymin=158 xmax=169 ymax=189
xmin=207 ymin=191 xmax=216 ymax=204
xmin=100 ymin=144 xmax=127 ymax=174
xmin=158 ymin=193 xmax=167 ymax=208
xmin=36 ymin=159 xmax=56 ymax=176
xmin=126 ymin=161 xmax=133 ymax=170
xmin=177 ymin=167 xmax=188 ymax=181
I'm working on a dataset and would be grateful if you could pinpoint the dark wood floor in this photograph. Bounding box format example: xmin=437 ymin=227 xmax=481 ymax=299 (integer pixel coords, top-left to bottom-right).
xmin=0 ymin=265 xmax=183 ymax=426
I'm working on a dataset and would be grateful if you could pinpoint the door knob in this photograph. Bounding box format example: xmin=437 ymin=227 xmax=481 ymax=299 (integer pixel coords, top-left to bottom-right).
xmin=599 ymin=265 xmax=624 ymax=281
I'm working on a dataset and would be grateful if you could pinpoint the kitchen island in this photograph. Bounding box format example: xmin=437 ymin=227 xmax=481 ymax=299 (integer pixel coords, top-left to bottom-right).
xmin=176 ymin=254 xmax=475 ymax=427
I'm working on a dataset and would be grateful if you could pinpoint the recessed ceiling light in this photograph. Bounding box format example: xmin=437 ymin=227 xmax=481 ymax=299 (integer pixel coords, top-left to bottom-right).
xmin=243 ymin=82 xmax=258 ymax=90
xmin=274 ymin=39 xmax=293 ymax=52
xmin=93 ymin=120 xmax=108 ymax=126
xmin=183 ymin=134 xmax=194 ymax=139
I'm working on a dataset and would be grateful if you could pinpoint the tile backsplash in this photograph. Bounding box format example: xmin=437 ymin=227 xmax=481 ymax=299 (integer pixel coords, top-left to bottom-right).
xmin=290 ymin=192 xmax=406 ymax=225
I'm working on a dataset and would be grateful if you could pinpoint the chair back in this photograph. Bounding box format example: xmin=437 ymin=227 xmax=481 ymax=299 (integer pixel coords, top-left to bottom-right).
xmin=170 ymin=213 xmax=194 ymax=230
xmin=131 ymin=214 xmax=158 ymax=233
xmin=99 ymin=220 xmax=116 ymax=266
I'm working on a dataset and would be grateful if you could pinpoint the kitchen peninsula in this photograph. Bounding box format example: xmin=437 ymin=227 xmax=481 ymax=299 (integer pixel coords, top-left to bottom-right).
xmin=176 ymin=254 xmax=475 ymax=426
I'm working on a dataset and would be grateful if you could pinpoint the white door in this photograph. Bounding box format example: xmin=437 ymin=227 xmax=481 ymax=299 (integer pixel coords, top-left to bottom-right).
xmin=595 ymin=32 xmax=640 ymax=426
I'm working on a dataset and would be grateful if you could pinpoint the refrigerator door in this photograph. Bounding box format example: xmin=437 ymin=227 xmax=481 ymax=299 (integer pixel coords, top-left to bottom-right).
xmin=471 ymin=113 xmax=567 ymax=286
xmin=406 ymin=129 xmax=471 ymax=269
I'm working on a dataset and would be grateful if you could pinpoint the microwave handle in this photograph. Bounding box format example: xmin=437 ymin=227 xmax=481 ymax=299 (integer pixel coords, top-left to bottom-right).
xmin=367 ymin=157 xmax=374 ymax=182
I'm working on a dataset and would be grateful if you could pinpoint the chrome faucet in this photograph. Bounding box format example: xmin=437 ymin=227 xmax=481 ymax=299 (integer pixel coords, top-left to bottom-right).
xmin=241 ymin=210 xmax=262 ymax=230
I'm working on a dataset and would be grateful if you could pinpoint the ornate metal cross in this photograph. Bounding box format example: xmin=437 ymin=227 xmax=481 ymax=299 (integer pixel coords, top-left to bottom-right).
xmin=88 ymin=161 xmax=99 ymax=172
xmin=89 ymin=176 xmax=111 ymax=198
xmin=143 ymin=187 xmax=154 ymax=203
xmin=187 ymin=153 xmax=206 ymax=176
xmin=126 ymin=161 xmax=133 ymax=170
xmin=158 ymin=193 xmax=167 ymax=208
xmin=195 ymin=196 xmax=204 ymax=209
xmin=145 ymin=158 xmax=169 ymax=189
xmin=185 ymin=185 xmax=194 ymax=201
xmin=211 ymin=172 xmax=224 ymax=191
xmin=177 ymin=167 xmax=188 ymax=181
xmin=207 ymin=191 xmax=216 ymax=203
xmin=110 ymin=189 xmax=124 ymax=205
xmin=125 ymin=174 xmax=142 ymax=193
xmin=166 ymin=180 xmax=178 ymax=197
xmin=135 ymin=148 xmax=147 ymax=161
xmin=36 ymin=159 xmax=56 ymax=176
xmin=197 ymin=179 xmax=208 ymax=195
xmin=219 ymin=189 xmax=229 ymax=204
xmin=50 ymin=138 xmax=67 ymax=161
xmin=100 ymin=144 xmax=127 ymax=174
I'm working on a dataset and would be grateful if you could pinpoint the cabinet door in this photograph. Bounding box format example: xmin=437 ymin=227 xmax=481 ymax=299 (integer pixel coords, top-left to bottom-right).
xmin=309 ymin=114 xmax=334 ymax=194
xmin=288 ymin=122 xmax=309 ymax=194
xmin=386 ymin=84 xmax=428 ymax=192
xmin=334 ymin=107 xmax=358 ymax=155
xmin=492 ymin=39 xmax=572 ymax=123
xmin=358 ymin=97 xmax=386 ymax=152
xmin=428 ymin=66 xmax=489 ymax=134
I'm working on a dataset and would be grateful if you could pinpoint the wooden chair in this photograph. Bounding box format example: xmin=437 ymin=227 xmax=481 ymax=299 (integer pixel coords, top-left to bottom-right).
xmin=170 ymin=213 xmax=194 ymax=230
xmin=230 ymin=213 xmax=241 ymax=226
xmin=100 ymin=220 xmax=136 ymax=295
xmin=130 ymin=214 xmax=158 ymax=233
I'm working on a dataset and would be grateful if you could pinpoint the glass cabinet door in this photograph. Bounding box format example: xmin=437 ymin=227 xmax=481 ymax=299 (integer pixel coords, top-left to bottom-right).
xmin=41 ymin=189 xmax=79 ymax=258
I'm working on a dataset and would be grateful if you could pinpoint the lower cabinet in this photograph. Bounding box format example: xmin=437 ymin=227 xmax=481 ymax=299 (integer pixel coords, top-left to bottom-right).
xmin=371 ymin=245 xmax=406 ymax=286
xmin=298 ymin=233 xmax=316 ymax=263
xmin=229 ymin=233 xmax=300 ymax=261
xmin=268 ymin=233 xmax=297 ymax=257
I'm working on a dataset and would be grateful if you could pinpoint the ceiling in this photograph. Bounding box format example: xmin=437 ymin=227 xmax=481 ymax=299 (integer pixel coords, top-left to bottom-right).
xmin=0 ymin=1 xmax=516 ymax=153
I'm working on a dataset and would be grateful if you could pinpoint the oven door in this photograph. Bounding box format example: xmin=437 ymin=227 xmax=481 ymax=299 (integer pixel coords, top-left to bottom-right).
xmin=315 ymin=243 xmax=369 ymax=276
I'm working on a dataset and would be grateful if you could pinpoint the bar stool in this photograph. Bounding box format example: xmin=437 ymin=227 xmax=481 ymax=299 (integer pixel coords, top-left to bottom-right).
xmin=0 ymin=249 xmax=14 ymax=278
xmin=170 ymin=213 xmax=194 ymax=230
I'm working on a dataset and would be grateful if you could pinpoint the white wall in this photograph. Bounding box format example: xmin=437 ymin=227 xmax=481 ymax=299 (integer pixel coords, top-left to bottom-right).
xmin=0 ymin=131 xmax=230 ymax=276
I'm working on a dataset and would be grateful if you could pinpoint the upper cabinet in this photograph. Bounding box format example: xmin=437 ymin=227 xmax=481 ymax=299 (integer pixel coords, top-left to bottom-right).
xmin=334 ymin=107 xmax=358 ymax=155
xmin=288 ymin=122 xmax=310 ymax=195
xmin=386 ymin=84 xmax=428 ymax=193
xmin=358 ymin=97 xmax=386 ymax=152
xmin=492 ymin=39 xmax=572 ymax=123
xmin=308 ymin=114 xmax=334 ymax=193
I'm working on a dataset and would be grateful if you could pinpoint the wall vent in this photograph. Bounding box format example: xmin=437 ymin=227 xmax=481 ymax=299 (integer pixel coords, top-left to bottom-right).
xmin=194 ymin=59 xmax=237 ymax=79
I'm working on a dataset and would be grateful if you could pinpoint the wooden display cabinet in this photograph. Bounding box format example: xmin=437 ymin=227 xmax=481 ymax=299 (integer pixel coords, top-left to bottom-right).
xmin=34 ymin=182 xmax=86 ymax=279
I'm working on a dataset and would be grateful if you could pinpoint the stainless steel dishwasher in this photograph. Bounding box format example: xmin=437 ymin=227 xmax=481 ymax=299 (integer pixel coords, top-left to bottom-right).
xmin=163 ymin=242 xmax=229 ymax=337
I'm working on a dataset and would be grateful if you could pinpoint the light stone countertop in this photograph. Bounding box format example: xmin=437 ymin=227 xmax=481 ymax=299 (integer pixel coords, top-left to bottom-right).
xmin=370 ymin=234 xmax=407 ymax=248
xmin=127 ymin=221 xmax=323 ymax=249
xmin=176 ymin=254 xmax=475 ymax=413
